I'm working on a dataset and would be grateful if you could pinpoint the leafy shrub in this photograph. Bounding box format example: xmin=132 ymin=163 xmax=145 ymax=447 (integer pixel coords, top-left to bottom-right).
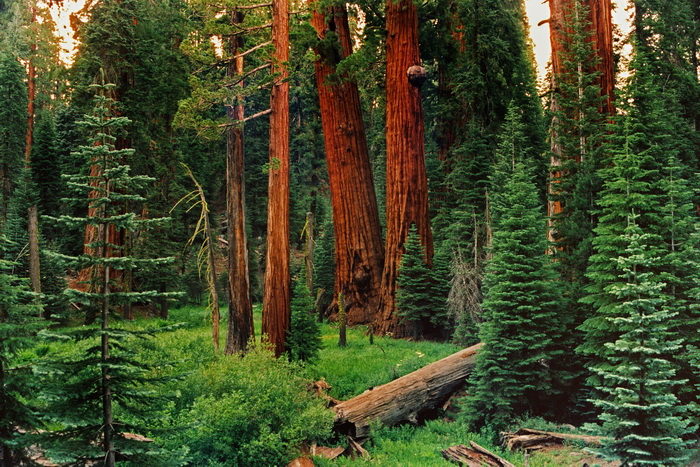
xmin=162 ymin=343 xmax=333 ymax=466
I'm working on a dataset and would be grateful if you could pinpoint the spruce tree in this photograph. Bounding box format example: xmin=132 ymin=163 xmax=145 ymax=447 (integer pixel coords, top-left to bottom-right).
xmin=587 ymin=224 xmax=693 ymax=466
xmin=287 ymin=274 xmax=322 ymax=363
xmin=463 ymin=141 xmax=563 ymax=434
xmin=394 ymin=224 xmax=451 ymax=340
xmin=0 ymin=237 xmax=43 ymax=465
xmin=41 ymin=83 xmax=174 ymax=466
xmin=0 ymin=52 xmax=26 ymax=228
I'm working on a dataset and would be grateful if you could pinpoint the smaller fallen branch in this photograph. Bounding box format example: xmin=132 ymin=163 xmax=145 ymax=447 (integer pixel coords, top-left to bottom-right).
xmin=501 ymin=428 xmax=603 ymax=452
xmin=441 ymin=442 xmax=515 ymax=467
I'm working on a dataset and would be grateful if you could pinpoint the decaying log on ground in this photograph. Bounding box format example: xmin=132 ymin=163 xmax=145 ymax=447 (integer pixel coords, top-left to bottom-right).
xmin=333 ymin=343 xmax=482 ymax=437
xmin=441 ymin=442 xmax=515 ymax=467
xmin=501 ymin=428 xmax=603 ymax=452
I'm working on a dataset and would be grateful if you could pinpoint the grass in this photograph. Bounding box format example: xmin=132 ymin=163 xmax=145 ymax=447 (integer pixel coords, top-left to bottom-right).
xmin=31 ymin=305 xmax=632 ymax=466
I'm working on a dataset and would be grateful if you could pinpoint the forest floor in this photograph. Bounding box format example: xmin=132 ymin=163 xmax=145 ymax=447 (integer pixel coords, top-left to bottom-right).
xmin=35 ymin=305 xmax=695 ymax=466
xmin=160 ymin=305 xmax=626 ymax=466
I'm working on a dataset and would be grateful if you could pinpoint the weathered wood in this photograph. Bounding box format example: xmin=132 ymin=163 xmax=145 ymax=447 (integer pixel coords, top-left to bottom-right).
xmin=502 ymin=428 xmax=604 ymax=452
xmin=442 ymin=442 xmax=515 ymax=467
xmin=333 ymin=343 xmax=483 ymax=437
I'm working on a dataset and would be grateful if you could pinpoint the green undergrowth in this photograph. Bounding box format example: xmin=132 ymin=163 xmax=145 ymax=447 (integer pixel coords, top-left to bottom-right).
xmin=24 ymin=305 xmax=615 ymax=466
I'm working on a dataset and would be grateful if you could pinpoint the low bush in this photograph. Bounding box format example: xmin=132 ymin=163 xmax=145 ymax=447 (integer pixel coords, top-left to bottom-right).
xmin=160 ymin=343 xmax=334 ymax=466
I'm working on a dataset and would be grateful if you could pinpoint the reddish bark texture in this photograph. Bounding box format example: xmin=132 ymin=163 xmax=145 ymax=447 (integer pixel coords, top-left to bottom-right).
xmin=225 ymin=11 xmax=254 ymax=355
xmin=262 ymin=0 xmax=291 ymax=357
xmin=377 ymin=0 xmax=432 ymax=337
xmin=310 ymin=2 xmax=385 ymax=325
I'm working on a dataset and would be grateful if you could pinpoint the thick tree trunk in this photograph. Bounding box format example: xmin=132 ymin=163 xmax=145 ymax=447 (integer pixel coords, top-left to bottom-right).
xmin=333 ymin=343 xmax=482 ymax=437
xmin=25 ymin=6 xmax=41 ymax=296
xmin=310 ymin=2 xmax=385 ymax=325
xmin=225 ymin=11 xmax=254 ymax=355
xmin=377 ymin=0 xmax=432 ymax=337
xmin=588 ymin=0 xmax=615 ymax=115
xmin=262 ymin=0 xmax=291 ymax=357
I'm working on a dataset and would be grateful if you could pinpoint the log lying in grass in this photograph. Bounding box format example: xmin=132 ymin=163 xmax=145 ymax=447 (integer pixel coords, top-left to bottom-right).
xmin=332 ymin=343 xmax=483 ymax=437
xmin=501 ymin=428 xmax=603 ymax=452
xmin=441 ymin=442 xmax=515 ymax=467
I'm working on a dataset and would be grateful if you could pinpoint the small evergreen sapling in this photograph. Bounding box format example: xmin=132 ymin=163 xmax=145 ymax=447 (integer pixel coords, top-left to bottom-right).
xmin=395 ymin=225 xmax=449 ymax=339
xmin=287 ymin=275 xmax=322 ymax=363
xmin=41 ymin=83 xmax=176 ymax=466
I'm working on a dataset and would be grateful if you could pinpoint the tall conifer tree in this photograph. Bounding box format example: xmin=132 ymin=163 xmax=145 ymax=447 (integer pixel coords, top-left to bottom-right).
xmin=41 ymin=84 xmax=174 ymax=466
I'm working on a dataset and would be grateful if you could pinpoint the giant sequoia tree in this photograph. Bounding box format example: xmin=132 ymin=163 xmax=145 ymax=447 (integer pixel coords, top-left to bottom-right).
xmin=377 ymin=0 xmax=433 ymax=337
xmin=262 ymin=0 xmax=291 ymax=356
xmin=310 ymin=1 xmax=384 ymax=325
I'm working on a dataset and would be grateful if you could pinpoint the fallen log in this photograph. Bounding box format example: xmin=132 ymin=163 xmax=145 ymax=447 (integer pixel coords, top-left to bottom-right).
xmin=501 ymin=428 xmax=603 ymax=452
xmin=333 ymin=343 xmax=483 ymax=437
xmin=441 ymin=442 xmax=515 ymax=467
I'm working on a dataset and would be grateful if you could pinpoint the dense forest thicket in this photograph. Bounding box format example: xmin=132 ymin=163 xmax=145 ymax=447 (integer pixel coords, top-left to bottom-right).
xmin=0 ymin=0 xmax=699 ymax=465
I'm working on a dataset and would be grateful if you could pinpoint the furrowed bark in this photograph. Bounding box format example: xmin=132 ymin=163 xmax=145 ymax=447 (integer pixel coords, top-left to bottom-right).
xmin=377 ymin=0 xmax=432 ymax=337
xmin=262 ymin=0 xmax=291 ymax=357
xmin=310 ymin=1 xmax=385 ymax=325
xmin=225 ymin=10 xmax=254 ymax=356
xmin=333 ymin=343 xmax=482 ymax=437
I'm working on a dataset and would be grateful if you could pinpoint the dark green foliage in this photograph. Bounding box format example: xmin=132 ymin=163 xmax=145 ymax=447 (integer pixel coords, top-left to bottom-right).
xmin=161 ymin=344 xmax=333 ymax=466
xmin=287 ymin=275 xmax=322 ymax=363
xmin=40 ymin=85 xmax=176 ymax=464
xmin=463 ymin=158 xmax=563 ymax=435
xmin=586 ymin=225 xmax=693 ymax=466
xmin=0 ymin=238 xmax=43 ymax=463
xmin=313 ymin=215 xmax=335 ymax=314
xmin=31 ymin=111 xmax=62 ymax=221
xmin=0 ymin=52 xmax=26 ymax=227
xmin=396 ymin=225 xmax=450 ymax=340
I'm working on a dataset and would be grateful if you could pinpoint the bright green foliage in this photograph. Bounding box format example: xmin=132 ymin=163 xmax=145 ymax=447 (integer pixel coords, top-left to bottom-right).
xmin=463 ymin=159 xmax=563 ymax=436
xmin=162 ymin=344 xmax=333 ymax=466
xmin=587 ymin=225 xmax=693 ymax=466
xmin=0 ymin=237 xmax=43 ymax=463
xmin=396 ymin=225 xmax=448 ymax=340
xmin=40 ymin=85 xmax=176 ymax=464
xmin=0 ymin=52 xmax=26 ymax=227
xmin=287 ymin=275 xmax=322 ymax=363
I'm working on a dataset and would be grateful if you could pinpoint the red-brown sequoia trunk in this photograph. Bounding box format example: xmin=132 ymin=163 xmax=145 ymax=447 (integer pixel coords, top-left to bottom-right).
xmin=310 ymin=2 xmax=385 ymax=325
xmin=262 ymin=0 xmax=291 ymax=357
xmin=225 ymin=10 xmax=254 ymax=355
xmin=547 ymin=0 xmax=614 ymax=229
xmin=377 ymin=0 xmax=432 ymax=337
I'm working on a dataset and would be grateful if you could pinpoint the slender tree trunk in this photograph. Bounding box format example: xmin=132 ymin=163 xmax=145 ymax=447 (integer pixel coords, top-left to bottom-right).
xmin=225 ymin=10 xmax=254 ymax=355
xmin=207 ymin=217 xmax=220 ymax=351
xmin=262 ymin=0 xmax=291 ymax=357
xmin=310 ymin=1 xmax=385 ymax=325
xmin=377 ymin=0 xmax=432 ymax=337
xmin=101 ymin=215 xmax=115 ymax=467
xmin=25 ymin=5 xmax=41 ymax=297
xmin=304 ymin=211 xmax=313 ymax=291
